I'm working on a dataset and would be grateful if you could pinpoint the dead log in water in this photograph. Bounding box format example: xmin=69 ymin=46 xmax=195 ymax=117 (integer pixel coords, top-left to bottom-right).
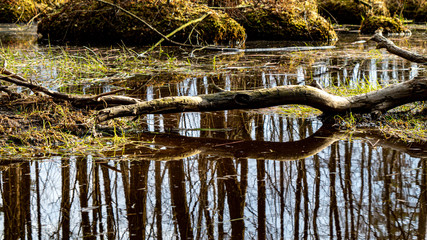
xmin=97 ymin=77 xmax=427 ymax=122
xmin=370 ymin=32 xmax=427 ymax=64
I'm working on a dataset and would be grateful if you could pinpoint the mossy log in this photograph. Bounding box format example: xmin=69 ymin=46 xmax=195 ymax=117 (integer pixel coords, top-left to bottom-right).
xmin=97 ymin=77 xmax=427 ymax=122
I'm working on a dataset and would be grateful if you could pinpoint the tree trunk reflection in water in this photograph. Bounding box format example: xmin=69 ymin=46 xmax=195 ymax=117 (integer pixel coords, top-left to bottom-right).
xmin=418 ymin=158 xmax=427 ymax=240
xmin=329 ymin=143 xmax=342 ymax=238
xmin=101 ymin=163 xmax=116 ymax=239
xmin=155 ymin=161 xmax=163 ymax=240
xmin=197 ymin=155 xmax=214 ymax=240
xmin=76 ymin=157 xmax=95 ymax=239
xmin=344 ymin=141 xmax=356 ymax=239
xmin=128 ymin=160 xmax=150 ymax=239
xmin=168 ymin=160 xmax=193 ymax=239
xmin=257 ymin=159 xmax=266 ymax=240
xmin=61 ymin=159 xmax=71 ymax=239
xmin=218 ymin=158 xmax=246 ymax=239
xmin=313 ymin=154 xmax=321 ymax=240
xmin=92 ymin=162 xmax=102 ymax=237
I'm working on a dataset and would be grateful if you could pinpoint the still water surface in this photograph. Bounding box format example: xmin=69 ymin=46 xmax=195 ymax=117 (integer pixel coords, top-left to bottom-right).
xmin=0 ymin=24 xmax=426 ymax=239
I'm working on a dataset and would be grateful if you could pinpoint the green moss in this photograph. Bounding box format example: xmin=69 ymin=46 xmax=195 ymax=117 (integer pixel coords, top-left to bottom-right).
xmin=0 ymin=0 xmax=66 ymax=23
xmin=238 ymin=6 xmax=337 ymax=41
xmin=360 ymin=15 xmax=409 ymax=34
xmin=38 ymin=0 xmax=246 ymax=46
xmin=318 ymin=0 xmax=389 ymax=24
xmin=386 ymin=0 xmax=427 ymax=21
xmin=0 ymin=0 xmax=38 ymax=23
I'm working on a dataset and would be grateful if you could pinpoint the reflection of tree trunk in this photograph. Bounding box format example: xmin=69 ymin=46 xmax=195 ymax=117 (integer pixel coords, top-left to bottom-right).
xmin=197 ymin=156 xmax=214 ymax=240
xmin=356 ymin=143 xmax=366 ymax=239
xmin=36 ymin=161 xmax=42 ymax=239
xmin=294 ymin=161 xmax=302 ymax=239
xmin=61 ymin=159 xmax=71 ymax=239
xmin=313 ymin=154 xmax=320 ymax=240
xmin=418 ymin=158 xmax=427 ymax=240
xmin=92 ymin=163 xmax=102 ymax=236
xmin=168 ymin=160 xmax=193 ymax=239
xmin=76 ymin=158 xmax=94 ymax=239
xmin=155 ymin=161 xmax=163 ymax=240
xmin=368 ymin=146 xmax=373 ymax=239
xmin=344 ymin=142 xmax=356 ymax=239
xmin=217 ymin=160 xmax=225 ymax=240
xmin=128 ymin=160 xmax=150 ymax=239
xmin=257 ymin=159 xmax=266 ymax=240
xmin=3 ymin=166 xmax=18 ymax=239
xmin=383 ymin=149 xmax=392 ymax=237
xmin=21 ymin=163 xmax=31 ymax=239
xmin=101 ymin=163 xmax=116 ymax=239
xmin=329 ymin=143 xmax=342 ymax=239
xmin=279 ymin=161 xmax=285 ymax=240
xmin=218 ymin=158 xmax=245 ymax=239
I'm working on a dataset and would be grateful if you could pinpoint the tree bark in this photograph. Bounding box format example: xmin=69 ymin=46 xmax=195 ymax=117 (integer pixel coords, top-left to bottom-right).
xmin=97 ymin=77 xmax=427 ymax=122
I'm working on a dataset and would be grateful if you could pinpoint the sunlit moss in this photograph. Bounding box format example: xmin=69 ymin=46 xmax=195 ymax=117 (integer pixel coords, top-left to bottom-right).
xmin=360 ymin=15 xmax=409 ymax=34
xmin=38 ymin=0 xmax=246 ymax=46
xmin=318 ymin=0 xmax=389 ymax=24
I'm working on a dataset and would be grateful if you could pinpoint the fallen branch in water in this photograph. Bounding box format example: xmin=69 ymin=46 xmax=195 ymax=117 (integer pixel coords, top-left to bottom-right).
xmin=0 ymin=68 xmax=140 ymax=107
xmin=97 ymin=77 xmax=427 ymax=122
xmin=370 ymin=32 xmax=427 ymax=64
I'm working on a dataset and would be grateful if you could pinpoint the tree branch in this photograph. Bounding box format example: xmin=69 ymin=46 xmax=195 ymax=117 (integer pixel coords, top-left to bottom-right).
xmin=370 ymin=32 xmax=427 ymax=64
xmin=96 ymin=77 xmax=427 ymax=122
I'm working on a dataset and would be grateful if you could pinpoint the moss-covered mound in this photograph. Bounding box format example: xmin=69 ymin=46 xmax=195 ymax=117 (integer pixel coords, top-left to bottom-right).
xmin=360 ymin=15 xmax=409 ymax=34
xmin=386 ymin=0 xmax=427 ymax=22
xmin=0 ymin=0 xmax=38 ymax=23
xmin=237 ymin=4 xmax=337 ymax=41
xmin=38 ymin=0 xmax=246 ymax=46
xmin=0 ymin=0 xmax=67 ymax=23
xmin=318 ymin=0 xmax=389 ymax=24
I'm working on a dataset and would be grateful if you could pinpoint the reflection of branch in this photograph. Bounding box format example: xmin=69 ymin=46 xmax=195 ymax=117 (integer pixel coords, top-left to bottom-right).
xmin=103 ymin=126 xmax=344 ymax=161
xmin=352 ymin=129 xmax=427 ymax=158
xmin=102 ymin=126 xmax=427 ymax=160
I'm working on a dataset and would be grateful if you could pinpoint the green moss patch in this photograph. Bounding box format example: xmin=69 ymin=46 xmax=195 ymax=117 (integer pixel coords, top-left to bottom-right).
xmin=386 ymin=0 xmax=427 ymax=22
xmin=360 ymin=15 xmax=409 ymax=34
xmin=237 ymin=4 xmax=337 ymax=41
xmin=38 ymin=0 xmax=246 ymax=46
xmin=0 ymin=0 xmax=38 ymax=23
xmin=318 ymin=0 xmax=389 ymax=24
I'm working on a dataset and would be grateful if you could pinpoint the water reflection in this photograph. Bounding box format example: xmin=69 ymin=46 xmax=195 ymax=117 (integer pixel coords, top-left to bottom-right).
xmin=1 ymin=116 xmax=426 ymax=239
xmin=1 ymin=26 xmax=426 ymax=239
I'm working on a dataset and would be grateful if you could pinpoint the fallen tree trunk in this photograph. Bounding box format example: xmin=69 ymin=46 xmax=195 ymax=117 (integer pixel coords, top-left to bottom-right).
xmin=97 ymin=77 xmax=427 ymax=122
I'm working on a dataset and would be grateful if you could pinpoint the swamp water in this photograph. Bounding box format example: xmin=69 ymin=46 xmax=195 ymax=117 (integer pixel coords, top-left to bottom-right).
xmin=0 ymin=24 xmax=426 ymax=239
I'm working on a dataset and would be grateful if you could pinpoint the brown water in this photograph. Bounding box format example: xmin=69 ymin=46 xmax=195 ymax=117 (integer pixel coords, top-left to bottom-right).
xmin=0 ymin=24 xmax=426 ymax=239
